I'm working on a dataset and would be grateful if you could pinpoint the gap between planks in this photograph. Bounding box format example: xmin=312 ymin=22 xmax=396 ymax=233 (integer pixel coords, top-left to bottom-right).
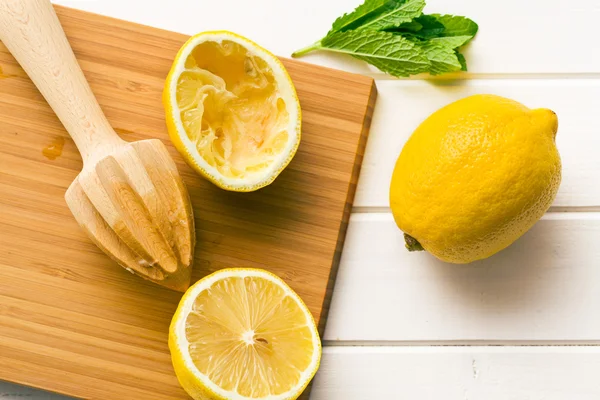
xmin=323 ymin=341 xmax=600 ymax=348
xmin=351 ymin=206 xmax=600 ymax=214
xmin=364 ymin=72 xmax=600 ymax=81
xmin=322 ymin=345 xmax=600 ymax=353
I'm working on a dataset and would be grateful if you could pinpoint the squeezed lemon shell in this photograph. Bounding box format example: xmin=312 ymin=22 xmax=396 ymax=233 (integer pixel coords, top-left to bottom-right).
xmin=163 ymin=31 xmax=302 ymax=192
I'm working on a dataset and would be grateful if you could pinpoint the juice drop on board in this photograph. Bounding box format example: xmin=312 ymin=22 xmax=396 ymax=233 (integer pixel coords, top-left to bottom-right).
xmin=42 ymin=136 xmax=65 ymax=160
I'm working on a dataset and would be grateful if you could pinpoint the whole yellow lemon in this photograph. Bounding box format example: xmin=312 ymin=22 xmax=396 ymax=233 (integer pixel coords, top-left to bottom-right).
xmin=389 ymin=94 xmax=561 ymax=264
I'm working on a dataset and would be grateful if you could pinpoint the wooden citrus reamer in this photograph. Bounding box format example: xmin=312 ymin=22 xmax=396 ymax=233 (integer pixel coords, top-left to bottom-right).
xmin=0 ymin=0 xmax=195 ymax=291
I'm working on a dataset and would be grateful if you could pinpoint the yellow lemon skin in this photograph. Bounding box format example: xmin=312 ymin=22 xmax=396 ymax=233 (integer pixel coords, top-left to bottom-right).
xmin=389 ymin=94 xmax=562 ymax=264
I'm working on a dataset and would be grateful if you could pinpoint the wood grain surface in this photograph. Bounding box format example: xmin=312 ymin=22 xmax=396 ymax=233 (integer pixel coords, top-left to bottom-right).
xmin=0 ymin=4 xmax=376 ymax=400
xmin=0 ymin=0 xmax=195 ymax=294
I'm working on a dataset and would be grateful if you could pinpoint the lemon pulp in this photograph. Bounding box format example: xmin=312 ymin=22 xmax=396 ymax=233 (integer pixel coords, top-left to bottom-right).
xmin=177 ymin=40 xmax=290 ymax=179
xmin=184 ymin=275 xmax=316 ymax=398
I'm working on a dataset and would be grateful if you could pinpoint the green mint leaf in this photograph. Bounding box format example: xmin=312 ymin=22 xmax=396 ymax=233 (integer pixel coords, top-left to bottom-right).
xmin=429 ymin=35 xmax=474 ymax=49
xmin=414 ymin=40 xmax=462 ymax=75
xmin=321 ymin=30 xmax=430 ymax=77
xmin=292 ymin=0 xmax=479 ymax=77
xmin=432 ymin=14 xmax=479 ymax=37
xmin=407 ymin=14 xmax=445 ymax=37
xmin=357 ymin=0 xmax=426 ymax=31
xmin=396 ymin=20 xmax=423 ymax=32
xmin=329 ymin=0 xmax=401 ymax=33
xmin=456 ymin=51 xmax=468 ymax=71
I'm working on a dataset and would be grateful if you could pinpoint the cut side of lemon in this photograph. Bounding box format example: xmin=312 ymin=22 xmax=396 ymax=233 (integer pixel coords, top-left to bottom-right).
xmin=169 ymin=268 xmax=321 ymax=400
xmin=163 ymin=31 xmax=301 ymax=192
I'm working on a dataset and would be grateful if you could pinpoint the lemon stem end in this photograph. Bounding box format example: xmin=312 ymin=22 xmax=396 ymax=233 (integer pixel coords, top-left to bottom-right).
xmin=404 ymin=234 xmax=424 ymax=252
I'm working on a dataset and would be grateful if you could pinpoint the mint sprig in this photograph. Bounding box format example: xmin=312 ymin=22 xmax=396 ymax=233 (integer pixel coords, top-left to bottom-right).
xmin=292 ymin=0 xmax=478 ymax=77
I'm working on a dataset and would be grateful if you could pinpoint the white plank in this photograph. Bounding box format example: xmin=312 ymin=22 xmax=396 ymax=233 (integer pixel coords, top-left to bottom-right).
xmin=312 ymin=346 xmax=600 ymax=400
xmin=54 ymin=0 xmax=600 ymax=76
xmin=6 ymin=346 xmax=600 ymax=399
xmin=355 ymin=79 xmax=600 ymax=209
xmin=325 ymin=212 xmax=600 ymax=342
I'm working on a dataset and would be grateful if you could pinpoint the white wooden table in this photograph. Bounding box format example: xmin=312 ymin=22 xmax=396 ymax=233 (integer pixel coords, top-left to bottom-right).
xmin=3 ymin=0 xmax=600 ymax=398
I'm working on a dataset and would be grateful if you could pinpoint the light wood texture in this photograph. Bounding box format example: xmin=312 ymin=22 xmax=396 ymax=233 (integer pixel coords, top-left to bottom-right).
xmin=325 ymin=213 xmax=600 ymax=343
xmin=355 ymin=79 xmax=600 ymax=209
xmin=0 ymin=0 xmax=195 ymax=292
xmin=312 ymin=346 xmax=600 ymax=399
xmin=0 ymin=0 xmax=120 ymax=162
xmin=0 ymin=4 xmax=376 ymax=400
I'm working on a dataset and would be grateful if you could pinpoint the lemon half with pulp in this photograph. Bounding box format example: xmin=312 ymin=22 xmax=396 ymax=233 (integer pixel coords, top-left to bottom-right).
xmin=169 ymin=268 xmax=321 ymax=400
xmin=164 ymin=32 xmax=301 ymax=191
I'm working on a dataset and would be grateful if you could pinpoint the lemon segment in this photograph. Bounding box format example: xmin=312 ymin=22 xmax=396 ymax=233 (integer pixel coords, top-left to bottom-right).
xmin=169 ymin=268 xmax=321 ymax=400
xmin=164 ymin=32 xmax=301 ymax=192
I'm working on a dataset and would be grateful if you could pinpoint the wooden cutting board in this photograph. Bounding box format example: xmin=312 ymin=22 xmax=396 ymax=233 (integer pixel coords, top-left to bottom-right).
xmin=0 ymin=5 xmax=376 ymax=400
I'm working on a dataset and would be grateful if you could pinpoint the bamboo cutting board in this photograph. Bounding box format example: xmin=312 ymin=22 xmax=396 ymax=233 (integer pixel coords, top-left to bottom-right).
xmin=0 ymin=5 xmax=376 ymax=400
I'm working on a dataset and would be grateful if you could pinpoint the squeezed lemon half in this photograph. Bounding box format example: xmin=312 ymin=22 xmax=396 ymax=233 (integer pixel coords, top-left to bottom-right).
xmin=169 ymin=268 xmax=321 ymax=400
xmin=163 ymin=31 xmax=301 ymax=191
